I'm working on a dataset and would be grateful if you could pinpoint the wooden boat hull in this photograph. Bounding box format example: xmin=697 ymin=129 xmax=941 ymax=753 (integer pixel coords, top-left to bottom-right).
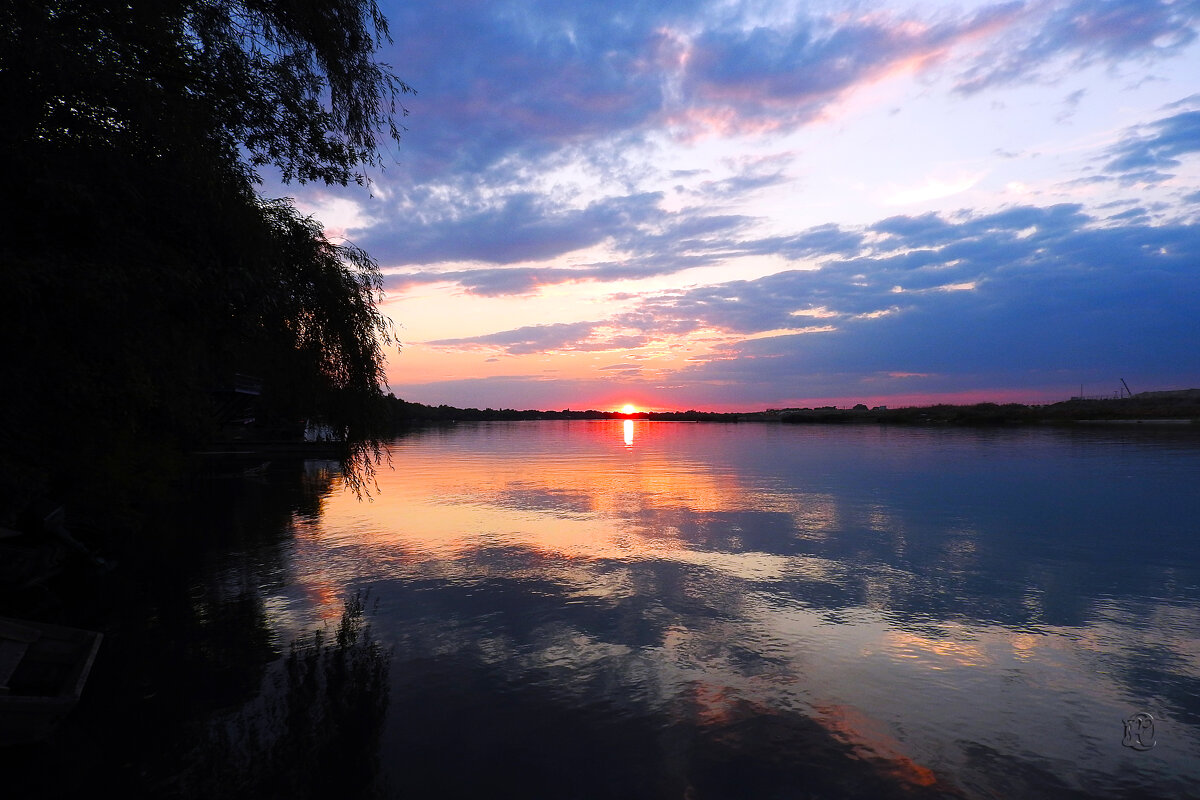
xmin=0 ymin=617 xmax=103 ymax=746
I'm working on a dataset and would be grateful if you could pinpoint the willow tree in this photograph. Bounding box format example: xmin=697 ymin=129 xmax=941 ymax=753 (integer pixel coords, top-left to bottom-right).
xmin=0 ymin=0 xmax=412 ymax=515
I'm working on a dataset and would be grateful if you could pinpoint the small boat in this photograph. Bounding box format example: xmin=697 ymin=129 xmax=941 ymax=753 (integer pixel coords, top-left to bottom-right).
xmin=0 ymin=617 xmax=103 ymax=746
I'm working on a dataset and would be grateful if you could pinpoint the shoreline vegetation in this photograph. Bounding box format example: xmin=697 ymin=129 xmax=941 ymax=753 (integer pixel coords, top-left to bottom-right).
xmin=384 ymin=388 xmax=1200 ymax=427
xmin=2 ymin=1 xmax=410 ymax=531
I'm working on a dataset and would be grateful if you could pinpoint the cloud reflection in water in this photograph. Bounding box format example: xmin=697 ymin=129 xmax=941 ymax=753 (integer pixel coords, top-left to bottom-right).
xmin=280 ymin=421 xmax=1200 ymax=798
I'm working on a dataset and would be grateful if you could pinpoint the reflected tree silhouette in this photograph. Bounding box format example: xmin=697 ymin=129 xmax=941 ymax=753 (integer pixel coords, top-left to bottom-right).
xmin=180 ymin=592 xmax=392 ymax=799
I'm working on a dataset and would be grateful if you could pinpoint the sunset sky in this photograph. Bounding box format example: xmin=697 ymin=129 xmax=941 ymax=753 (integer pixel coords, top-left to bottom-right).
xmin=283 ymin=0 xmax=1200 ymax=412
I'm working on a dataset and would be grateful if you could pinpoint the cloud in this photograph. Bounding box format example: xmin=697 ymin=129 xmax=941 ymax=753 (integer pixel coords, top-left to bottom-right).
xmin=667 ymin=3 xmax=1024 ymax=137
xmin=1055 ymin=87 xmax=1087 ymax=123
xmin=412 ymin=202 xmax=1200 ymax=386
xmin=1103 ymin=107 xmax=1200 ymax=183
xmin=427 ymin=321 xmax=600 ymax=355
xmin=383 ymin=253 xmax=725 ymax=296
xmin=375 ymin=0 xmax=1198 ymax=187
xmin=638 ymin=208 xmax=1200 ymax=396
xmin=363 ymin=191 xmax=665 ymax=267
xmin=376 ymin=193 xmax=895 ymax=299
xmin=376 ymin=195 xmax=759 ymax=293
xmin=881 ymin=172 xmax=986 ymax=205
xmin=738 ymin=224 xmax=866 ymax=262
xmin=687 ymin=167 xmax=791 ymax=199
xmin=425 ymin=321 xmax=653 ymax=355
xmin=382 ymin=2 xmax=672 ymax=178
xmin=954 ymin=0 xmax=1200 ymax=94
xmin=333 ymin=1 xmax=1200 ymax=285
xmin=416 ymin=202 xmax=1198 ymax=408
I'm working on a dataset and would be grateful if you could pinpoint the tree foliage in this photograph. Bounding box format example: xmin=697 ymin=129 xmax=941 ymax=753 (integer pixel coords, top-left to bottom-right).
xmin=0 ymin=0 xmax=412 ymax=517
xmin=2 ymin=0 xmax=411 ymax=184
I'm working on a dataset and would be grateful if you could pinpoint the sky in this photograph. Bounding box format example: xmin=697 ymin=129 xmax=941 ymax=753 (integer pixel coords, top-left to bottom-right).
xmin=285 ymin=0 xmax=1200 ymax=412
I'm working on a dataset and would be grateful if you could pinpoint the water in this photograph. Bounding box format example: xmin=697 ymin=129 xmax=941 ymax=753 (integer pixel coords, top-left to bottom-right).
xmin=273 ymin=421 xmax=1200 ymax=799
xmin=12 ymin=421 xmax=1200 ymax=798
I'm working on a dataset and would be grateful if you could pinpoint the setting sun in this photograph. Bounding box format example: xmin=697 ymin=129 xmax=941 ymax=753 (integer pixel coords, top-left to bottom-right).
xmin=621 ymin=404 xmax=637 ymax=414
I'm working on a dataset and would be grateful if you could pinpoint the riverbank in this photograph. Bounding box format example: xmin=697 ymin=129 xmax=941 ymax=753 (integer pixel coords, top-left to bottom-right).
xmin=776 ymin=391 xmax=1200 ymax=426
xmin=385 ymin=391 xmax=1200 ymax=427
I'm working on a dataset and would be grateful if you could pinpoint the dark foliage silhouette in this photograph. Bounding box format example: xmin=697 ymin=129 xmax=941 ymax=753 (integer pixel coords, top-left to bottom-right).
xmin=0 ymin=1 xmax=412 ymax=519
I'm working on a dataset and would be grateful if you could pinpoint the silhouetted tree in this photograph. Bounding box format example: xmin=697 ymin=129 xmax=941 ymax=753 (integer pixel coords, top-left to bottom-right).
xmin=0 ymin=1 xmax=412 ymax=519
xmin=1 ymin=0 xmax=411 ymax=185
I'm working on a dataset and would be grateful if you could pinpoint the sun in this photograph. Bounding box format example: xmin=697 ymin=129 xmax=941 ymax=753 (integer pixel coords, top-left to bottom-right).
xmin=621 ymin=403 xmax=637 ymax=414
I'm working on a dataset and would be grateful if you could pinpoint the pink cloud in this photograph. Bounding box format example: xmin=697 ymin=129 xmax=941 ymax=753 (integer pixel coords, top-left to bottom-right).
xmin=661 ymin=4 xmax=1028 ymax=140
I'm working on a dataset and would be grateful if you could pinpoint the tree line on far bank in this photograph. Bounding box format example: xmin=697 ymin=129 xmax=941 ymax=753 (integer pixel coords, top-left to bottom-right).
xmin=383 ymin=397 xmax=743 ymax=424
xmin=777 ymin=392 xmax=1200 ymax=425
xmin=382 ymin=392 xmax=1200 ymax=428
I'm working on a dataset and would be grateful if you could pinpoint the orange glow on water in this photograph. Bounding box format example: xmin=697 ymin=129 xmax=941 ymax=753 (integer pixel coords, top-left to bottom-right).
xmin=310 ymin=421 xmax=832 ymax=568
xmin=815 ymin=703 xmax=942 ymax=789
xmin=304 ymin=422 xmax=861 ymax=578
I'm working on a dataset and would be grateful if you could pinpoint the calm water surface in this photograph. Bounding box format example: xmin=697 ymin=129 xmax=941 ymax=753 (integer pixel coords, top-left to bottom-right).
xmin=246 ymin=421 xmax=1200 ymax=799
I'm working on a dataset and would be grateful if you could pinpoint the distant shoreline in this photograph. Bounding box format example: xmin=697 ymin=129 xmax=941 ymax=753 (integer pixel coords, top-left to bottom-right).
xmin=385 ymin=390 xmax=1200 ymax=427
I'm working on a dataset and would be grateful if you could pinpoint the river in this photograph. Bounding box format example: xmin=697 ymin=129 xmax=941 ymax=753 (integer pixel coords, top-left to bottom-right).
xmin=9 ymin=421 xmax=1200 ymax=798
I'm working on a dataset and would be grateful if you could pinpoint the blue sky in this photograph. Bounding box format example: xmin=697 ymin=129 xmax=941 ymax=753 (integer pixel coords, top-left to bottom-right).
xmin=287 ymin=0 xmax=1200 ymax=411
